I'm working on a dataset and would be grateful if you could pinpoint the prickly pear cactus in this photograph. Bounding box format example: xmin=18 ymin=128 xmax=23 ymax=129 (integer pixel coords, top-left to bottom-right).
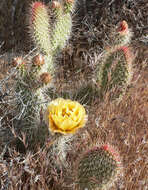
xmin=76 ymin=145 xmax=121 ymax=190
xmin=97 ymin=21 xmax=133 ymax=100
xmin=97 ymin=46 xmax=133 ymax=99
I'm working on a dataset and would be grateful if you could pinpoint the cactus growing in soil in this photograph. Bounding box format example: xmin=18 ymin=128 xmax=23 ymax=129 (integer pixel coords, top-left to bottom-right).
xmin=97 ymin=21 xmax=133 ymax=100
xmin=75 ymin=145 xmax=121 ymax=190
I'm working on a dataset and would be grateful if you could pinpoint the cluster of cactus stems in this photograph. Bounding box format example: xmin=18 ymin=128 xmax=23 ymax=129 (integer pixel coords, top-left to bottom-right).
xmin=9 ymin=1 xmax=135 ymax=189
xmin=13 ymin=0 xmax=75 ymax=128
xmin=30 ymin=0 xmax=74 ymax=75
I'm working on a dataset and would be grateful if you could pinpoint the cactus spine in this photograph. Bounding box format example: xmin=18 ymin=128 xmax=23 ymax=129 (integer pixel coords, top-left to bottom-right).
xmin=75 ymin=145 xmax=121 ymax=190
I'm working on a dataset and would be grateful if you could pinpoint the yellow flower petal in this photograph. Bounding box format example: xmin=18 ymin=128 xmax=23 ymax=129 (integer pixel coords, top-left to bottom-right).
xmin=45 ymin=98 xmax=87 ymax=134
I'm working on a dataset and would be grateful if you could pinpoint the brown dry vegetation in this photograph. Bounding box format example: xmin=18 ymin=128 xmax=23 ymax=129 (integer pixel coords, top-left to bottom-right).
xmin=0 ymin=0 xmax=148 ymax=190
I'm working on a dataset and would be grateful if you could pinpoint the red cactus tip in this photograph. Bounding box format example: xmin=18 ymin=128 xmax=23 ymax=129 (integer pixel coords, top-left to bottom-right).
xmin=31 ymin=2 xmax=45 ymax=22
xmin=101 ymin=144 xmax=121 ymax=164
xmin=32 ymin=2 xmax=44 ymax=10
xmin=118 ymin=20 xmax=128 ymax=34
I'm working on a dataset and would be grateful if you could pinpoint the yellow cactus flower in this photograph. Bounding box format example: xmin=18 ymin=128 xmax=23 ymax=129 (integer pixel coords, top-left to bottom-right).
xmin=45 ymin=98 xmax=87 ymax=134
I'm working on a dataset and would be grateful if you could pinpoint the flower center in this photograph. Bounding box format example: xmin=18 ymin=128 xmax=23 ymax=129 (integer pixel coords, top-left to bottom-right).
xmin=62 ymin=108 xmax=71 ymax=117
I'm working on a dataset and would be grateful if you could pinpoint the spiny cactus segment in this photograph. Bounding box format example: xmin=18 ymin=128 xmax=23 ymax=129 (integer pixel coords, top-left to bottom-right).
xmin=30 ymin=2 xmax=51 ymax=55
xmin=97 ymin=21 xmax=133 ymax=100
xmin=76 ymin=145 xmax=121 ymax=190
xmin=30 ymin=0 xmax=74 ymax=55
xmin=51 ymin=0 xmax=74 ymax=54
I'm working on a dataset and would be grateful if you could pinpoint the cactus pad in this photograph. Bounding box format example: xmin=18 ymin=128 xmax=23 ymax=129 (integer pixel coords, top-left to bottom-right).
xmin=76 ymin=146 xmax=120 ymax=190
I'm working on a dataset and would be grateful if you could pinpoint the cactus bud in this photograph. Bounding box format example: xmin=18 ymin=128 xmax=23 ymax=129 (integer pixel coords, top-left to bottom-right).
xmin=32 ymin=54 xmax=45 ymax=66
xmin=12 ymin=57 xmax=25 ymax=67
xmin=118 ymin=20 xmax=128 ymax=35
xmin=40 ymin=72 xmax=51 ymax=84
xmin=116 ymin=20 xmax=132 ymax=47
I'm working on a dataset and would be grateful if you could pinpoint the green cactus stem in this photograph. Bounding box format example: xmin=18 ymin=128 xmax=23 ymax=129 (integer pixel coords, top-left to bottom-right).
xmin=97 ymin=45 xmax=133 ymax=100
xmin=97 ymin=21 xmax=133 ymax=100
xmin=51 ymin=0 xmax=74 ymax=54
xmin=75 ymin=145 xmax=121 ymax=190
xmin=30 ymin=2 xmax=51 ymax=55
